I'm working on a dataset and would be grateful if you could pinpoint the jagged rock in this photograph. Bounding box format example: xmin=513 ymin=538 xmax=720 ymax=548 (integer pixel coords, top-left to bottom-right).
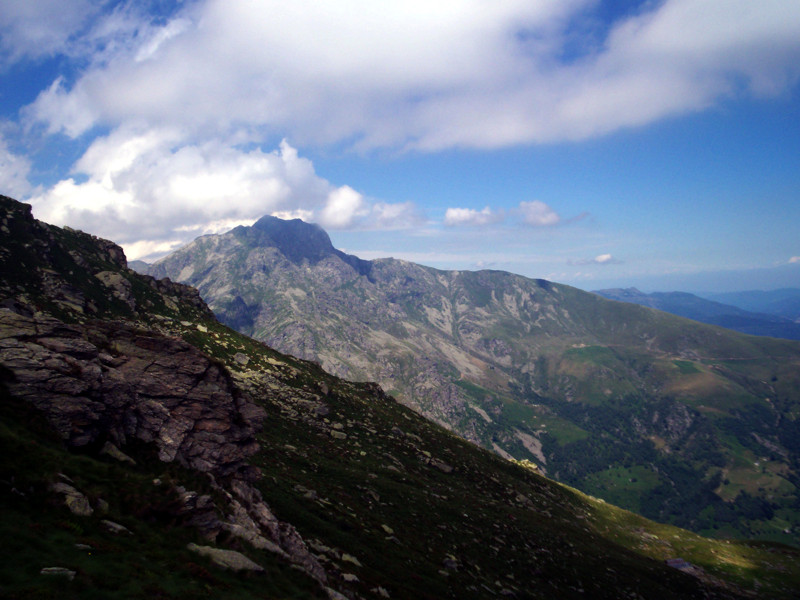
xmin=222 ymin=522 xmax=288 ymax=557
xmin=40 ymin=567 xmax=76 ymax=580
xmin=341 ymin=553 xmax=362 ymax=567
xmin=49 ymin=482 xmax=93 ymax=517
xmin=0 ymin=309 xmax=266 ymax=478
xmin=326 ymin=587 xmax=350 ymax=600
xmin=101 ymin=520 xmax=133 ymax=535
xmin=430 ymin=458 xmax=454 ymax=473
xmin=0 ymin=200 xmax=334 ymax=593
xmin=175 ymin=487 xmax=223 ymax=539
xmin=95 ymin=271 xmax=136 ymax=311
xmin=187 ymin=543 xmax=264 ymax=572
xmin=101 ymin=441 xmax=136 ymax=465
xmin=228 ymin=478 xmax=327 ymax=583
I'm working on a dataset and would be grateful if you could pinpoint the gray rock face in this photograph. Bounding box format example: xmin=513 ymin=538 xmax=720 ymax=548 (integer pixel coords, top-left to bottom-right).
xmin=187 ymin=543 xmax=265 ymax=572
xmin=0 ymin=304 xmax=327 ymax=579
xmin=0 ymin=308 xmax=264 ymax=477
xmin=0 ymin=197 xmax=328 ymax=588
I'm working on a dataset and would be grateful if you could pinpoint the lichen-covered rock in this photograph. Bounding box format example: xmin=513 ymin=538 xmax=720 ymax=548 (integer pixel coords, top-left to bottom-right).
xmin=49 ymin=482 xmax=94 ymax=517
xmin=95 ymin=271 xmax=136 ymax=311
xmin=187 ymin=543 xmax=264 ymax=572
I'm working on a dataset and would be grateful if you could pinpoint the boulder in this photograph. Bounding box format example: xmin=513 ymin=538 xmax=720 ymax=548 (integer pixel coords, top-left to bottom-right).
xmin=49 ymin=482 xmax=93 ymax=517
xmin=187 ymin=543 xmax=264 ymax=572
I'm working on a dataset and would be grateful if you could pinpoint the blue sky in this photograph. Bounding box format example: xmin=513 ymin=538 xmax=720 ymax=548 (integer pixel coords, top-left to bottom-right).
xmin=1 ymin=0 xmax=799 ymax=292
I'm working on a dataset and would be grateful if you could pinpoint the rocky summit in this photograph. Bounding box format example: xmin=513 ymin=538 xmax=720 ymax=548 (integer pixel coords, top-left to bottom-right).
xmin=145 ymin=214 xmax=800 ymax=546
xmin=4 ymin=193 xmax=800 ymax=598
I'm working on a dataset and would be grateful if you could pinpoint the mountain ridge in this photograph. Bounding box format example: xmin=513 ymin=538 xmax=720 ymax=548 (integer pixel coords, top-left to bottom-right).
xmin=703 ymin=289 xmax=800 ymax=322
xmin=146 ymin=214 xmax=800 ymax=545
xmin=594 ymin=287 xmax=800 ymax=340
xmin=7 ymin=193 xmax=798 ymax=597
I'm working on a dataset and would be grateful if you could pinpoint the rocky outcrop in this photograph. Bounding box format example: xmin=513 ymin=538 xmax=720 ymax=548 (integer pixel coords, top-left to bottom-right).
xmin=0 ymin=305 xmax=330 ymax=585
xmin=0 ymin=308 xmax=264 ymax=475
xmin=187 ymin=543 xmax=265 ymax=572
xmin=0 ymin=196 xmax=331 ymax=587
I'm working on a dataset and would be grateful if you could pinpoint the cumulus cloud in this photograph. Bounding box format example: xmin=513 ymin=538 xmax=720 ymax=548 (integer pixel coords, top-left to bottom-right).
xmin=0 ymin=136 xmax=32 ymax=198
xmin=444 ymin=206 xmax=502 ymax=227
xmin=319 ymin=186 xmax=367 ymax=229
xmin=518 ymin=200 xmax=561 ymax=227
xmin=569 ymin=253 xmax=622 ymax=266
xmin=22 ymin=0 xmax=800 ymax=150
xmin=25 ymin=130 xmax=417 ymax=260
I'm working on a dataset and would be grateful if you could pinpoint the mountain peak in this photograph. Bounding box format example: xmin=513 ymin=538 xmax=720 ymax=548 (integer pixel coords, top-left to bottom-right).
xmin=240 ymin=215 xmax=336 ymax=264
xmin=231 ymin=214 xmax=372 ymax=276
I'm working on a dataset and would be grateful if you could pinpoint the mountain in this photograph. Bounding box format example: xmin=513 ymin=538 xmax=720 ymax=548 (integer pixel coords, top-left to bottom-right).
xmin=146 ymin=215 xmax=800 ymax=545
xmin=593 ymin=287 xmax=800 ymax=340
xmin=6 ymin=195 xmax=798 ymax=598
xmin=703 ymin=289 xmax=800 ymax=323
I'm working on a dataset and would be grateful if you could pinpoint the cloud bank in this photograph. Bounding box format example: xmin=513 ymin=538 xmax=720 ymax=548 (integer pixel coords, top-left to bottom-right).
xmin=26 ymin=132 xmax=418 ymax=260
xmin=6 ymin=0 xmax=800 ymax=266
xmin=23 ymin=0 xmax=800 ymax=150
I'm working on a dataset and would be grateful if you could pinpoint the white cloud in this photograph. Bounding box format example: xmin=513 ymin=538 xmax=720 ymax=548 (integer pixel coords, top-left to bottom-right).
xmin=25 ymin=129 xmax=416 ymax=260
xmin=0 ymin=136 xmax=33 ymax=198
xmin=369 ymin=202 xmax=424 ymax=230
xmin=319 ymin=186 xmax=368 ymax=229
xmin=22 ymin=0 xmax=800 ymax=149
xmin=518 ymin=200 xmax=561 ymax=227
xmin=271 ymin=209 xmax=314 ymax=222
xmin=567 ymin=254 xmax=622 ymax=266
xmin=790 ymin=256 xmax=800 ymax=264
xmin=444 ymin=206 xmax=502 ymax=227
xmin=568 ymin=253 xmax=621 ymax=266
xmin=0 ymin=0 xmax=98 ymax=65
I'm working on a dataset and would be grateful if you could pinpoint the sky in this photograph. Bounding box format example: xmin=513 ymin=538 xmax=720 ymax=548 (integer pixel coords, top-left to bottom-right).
xmin=1 ymin=0 xmax=799 ymax=293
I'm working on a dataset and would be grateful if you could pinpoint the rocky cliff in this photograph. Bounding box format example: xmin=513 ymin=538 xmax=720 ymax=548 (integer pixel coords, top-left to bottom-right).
xmin=0 ymin=195 xmax=328 ymax=593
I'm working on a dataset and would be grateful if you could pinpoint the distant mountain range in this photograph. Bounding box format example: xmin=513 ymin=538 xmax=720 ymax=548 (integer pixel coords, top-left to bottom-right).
xmin=702 ymin=289 xmax=800 ymax=323
xmin=594 ymin=288 xmax=800 ymax=340
xmin=9 ymin=193 xmax=800 ymax=598
xmin=140 ymin=214 xmax=800 ymax=545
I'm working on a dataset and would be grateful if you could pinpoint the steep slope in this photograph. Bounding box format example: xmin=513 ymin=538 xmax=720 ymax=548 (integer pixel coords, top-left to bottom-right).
xmin=147 ymin=216 xmax=800 ymax=545
xmin=594 ymin=287 xmax=800 ymax=340
xmin=6 ymin=194 xmax=798 ymax=598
